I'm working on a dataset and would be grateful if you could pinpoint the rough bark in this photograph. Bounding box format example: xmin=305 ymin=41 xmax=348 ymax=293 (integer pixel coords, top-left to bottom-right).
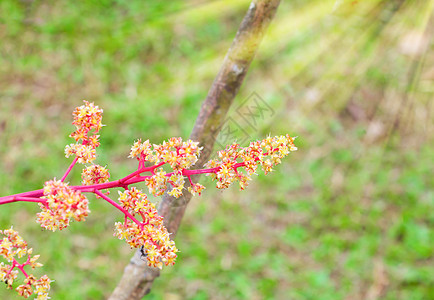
xmin=109 ymin=1 xmax=281 ymax=299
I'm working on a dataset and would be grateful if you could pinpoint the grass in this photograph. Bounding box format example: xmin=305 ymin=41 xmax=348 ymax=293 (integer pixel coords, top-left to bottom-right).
xmin=0 ymin=0 xmax=433 ymax=299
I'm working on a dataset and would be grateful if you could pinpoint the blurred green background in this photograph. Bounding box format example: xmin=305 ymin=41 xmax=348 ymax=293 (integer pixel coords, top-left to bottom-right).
xmin=0 ymin=0 xmax=433 ymax=299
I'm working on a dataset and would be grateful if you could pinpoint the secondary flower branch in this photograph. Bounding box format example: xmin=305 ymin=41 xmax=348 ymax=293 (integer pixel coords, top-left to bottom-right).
xmin=0 ymin=228 xmax=51 ymax=299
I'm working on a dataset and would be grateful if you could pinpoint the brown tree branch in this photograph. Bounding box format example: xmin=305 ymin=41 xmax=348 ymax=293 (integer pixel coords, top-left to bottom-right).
xmin=109 ymin=1 xmax=281 ymax=299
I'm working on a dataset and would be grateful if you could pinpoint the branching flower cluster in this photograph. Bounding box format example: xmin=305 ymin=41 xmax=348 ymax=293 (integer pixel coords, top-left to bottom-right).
xmin=0 ymin=228 xmax=51 ymax=299
xmin=205 ymin=135 xmax=297 ymax=190
xmin=114 ymin=188 xmax=177 ymax=269
xmin=0 ymin=101 xmax=297 ymax=298
xmin=64 ymin=100 xmax=103 ymax=164
xmin=36 ymin=180 xmax=90 ymax=231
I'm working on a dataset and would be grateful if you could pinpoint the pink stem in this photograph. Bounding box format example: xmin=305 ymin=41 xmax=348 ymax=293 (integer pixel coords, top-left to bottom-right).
xmin=186 ymin=175 xmax=194 ymax=186
xmin=93 ymin=189 xmax=143 ymax=229
xmin=0 ymin=162 xmax=249 ymax=204
xmin=5 ymin=260 xmax=17 ymax=278
xmin=120 ymin=162 xmax=165 ymax=184
xmin=60 ymin=156 xmax=78 ymax=182
xmin=16 ymin=263 xmax=29 ymax=278
xmin=8 ymin=258 xmax=30 ymax=278
xmin=0 ymin=196 xmax=46 ymax=205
